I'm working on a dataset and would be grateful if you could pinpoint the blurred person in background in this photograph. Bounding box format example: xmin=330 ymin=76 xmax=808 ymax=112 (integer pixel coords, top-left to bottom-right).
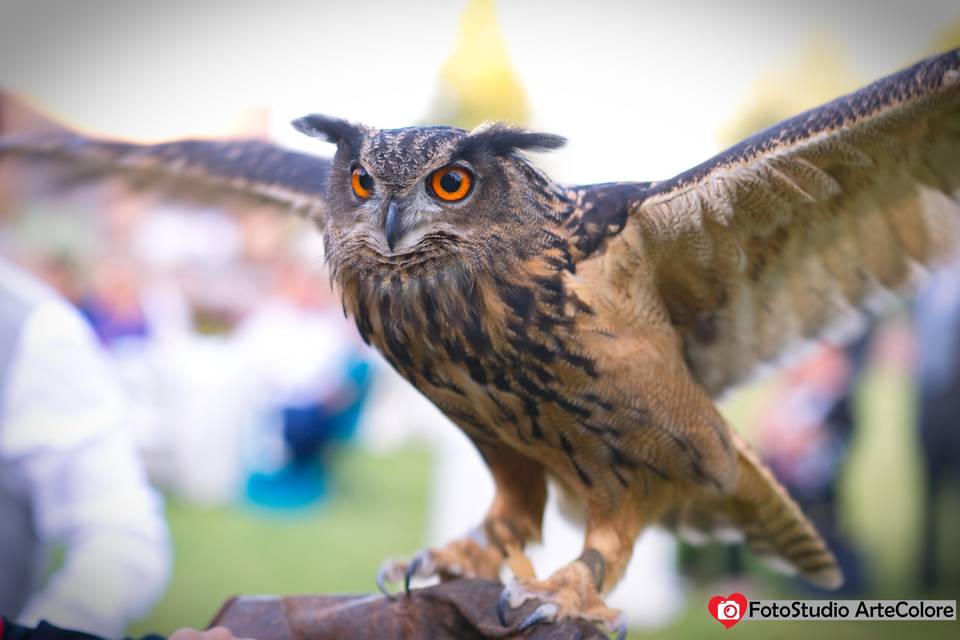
xmin=756 ymin=339 xmax=868 ymax=594
xmin=914 ymin=256 xmax=960 ymax=589
xmin=77 ymin=255 xmax=150 ymax=347
xmin=238 ymin=258 xmax=373 ymax=508
xmin=0 ymin=256 xmax=171 ymax=637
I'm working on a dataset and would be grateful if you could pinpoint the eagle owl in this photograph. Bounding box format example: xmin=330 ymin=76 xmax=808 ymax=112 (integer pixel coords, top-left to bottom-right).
xmin=2 ymin=49 xmax=959 ymax=638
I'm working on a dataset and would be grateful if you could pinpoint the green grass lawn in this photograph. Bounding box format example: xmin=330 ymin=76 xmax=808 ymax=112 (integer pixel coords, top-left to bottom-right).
xmin=130 ymin=446 xmax=432 ymax=635
xmin=130 ymin=367 xmax=958 ymax=639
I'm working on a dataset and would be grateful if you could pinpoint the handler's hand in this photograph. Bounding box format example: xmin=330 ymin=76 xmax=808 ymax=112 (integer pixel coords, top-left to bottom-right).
xmin=169 ymin=626 xmax=254 ymax=640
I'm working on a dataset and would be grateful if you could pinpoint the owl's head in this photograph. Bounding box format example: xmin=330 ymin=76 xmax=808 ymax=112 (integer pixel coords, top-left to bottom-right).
xmin=292 ymin=114 xmax=568 ymax=276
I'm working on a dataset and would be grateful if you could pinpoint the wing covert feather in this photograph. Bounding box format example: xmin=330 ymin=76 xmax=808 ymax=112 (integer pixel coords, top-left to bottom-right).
xmin=586 ymin=49 xmax=960 ymax=395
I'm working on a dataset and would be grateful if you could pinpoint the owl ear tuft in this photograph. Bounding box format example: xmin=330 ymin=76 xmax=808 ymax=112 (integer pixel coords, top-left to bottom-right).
xmin=459 ymin=123 xmax=566 ymax=157
xmin=292 ymin=114 xmax=365 ymax=150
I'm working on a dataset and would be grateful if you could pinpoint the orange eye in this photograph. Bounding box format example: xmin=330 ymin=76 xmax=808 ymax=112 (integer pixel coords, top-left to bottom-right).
xmin=351 ymin=166 xmax=374 ymax=199
xmin=429 ymin=166 xmax=472 ymax=202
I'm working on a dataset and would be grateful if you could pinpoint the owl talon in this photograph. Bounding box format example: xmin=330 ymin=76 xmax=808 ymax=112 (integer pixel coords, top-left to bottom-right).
xmin=375 ymin=565 xmax=397 ymax=600
xmin=404 ymin=550 xmax=431 ymax=595
xmin=496 ymin=565 xmax=624 ymax=638
xmin=497 ymin=577 xmax=535 ymax=625
xmin=496 ymin=587 xmax=510 ymax=625
xmin=517 ymin=603 xmax=559 ymax=632
xmin=375 ymin=551 xmax=433 ymax=598
xmin=496 ymin=576 xmax=536 ymax=625
xmin=609 ymin=613 xmax=628 ymax=640
xmin=376 ymin=532 xmax=506 ymax=599
xmin=403 ymin=554 xmax=421 ymax=595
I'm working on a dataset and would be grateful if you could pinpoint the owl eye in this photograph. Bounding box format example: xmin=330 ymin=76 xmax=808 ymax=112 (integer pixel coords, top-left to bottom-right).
xmin=429 ymin=166 xmax=472 ymax=202
xmin=351 ymin=166 xmax=374 ymax=199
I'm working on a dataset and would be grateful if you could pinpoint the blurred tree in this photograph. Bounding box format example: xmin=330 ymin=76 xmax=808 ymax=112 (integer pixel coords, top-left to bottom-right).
xmin=929 ymin=17 xmax=960 ymax=53
xmin=717 ymin=35 xmax=857 ymax=146
xmin=426 ymin=0 xmax=529 ymax=128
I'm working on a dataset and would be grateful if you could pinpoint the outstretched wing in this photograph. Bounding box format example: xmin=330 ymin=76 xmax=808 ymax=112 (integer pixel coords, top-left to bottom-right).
xmin=0 ymin=133 xmax=332 ymax=224
xmin=572 ymin=48 xmax=960 ymax=396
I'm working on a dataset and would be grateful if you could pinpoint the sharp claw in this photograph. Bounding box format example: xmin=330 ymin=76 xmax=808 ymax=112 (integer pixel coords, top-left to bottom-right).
xmin=375 ymin=566 xmax=397 ymax=601
xmin=609 ymin=613 xmax=628 ymax=640
xmin=496 ymin=587 xmax=511 ymax=626
xmin=517 ymin=603 xmax=558 ymax=633
xmin=404 ymin=553 xmax=423 ymax=596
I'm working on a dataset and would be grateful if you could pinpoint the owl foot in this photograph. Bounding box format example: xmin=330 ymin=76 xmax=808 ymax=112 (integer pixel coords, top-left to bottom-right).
xmin=376 ymin=528 xmax=504 ymax=599
xmin=496 ymin=563 xmax=626 ymax=640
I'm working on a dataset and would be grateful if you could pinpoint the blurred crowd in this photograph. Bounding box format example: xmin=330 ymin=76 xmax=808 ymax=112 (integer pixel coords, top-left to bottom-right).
xmin=0 ymin=94 xmax=395 ymax=635
xmin=0 ymin=160 xmax=374 ymax=506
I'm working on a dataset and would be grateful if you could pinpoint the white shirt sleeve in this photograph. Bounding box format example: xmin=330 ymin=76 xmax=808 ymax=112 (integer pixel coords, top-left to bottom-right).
xmin=0 ymin=299 xmax=172 ymax=638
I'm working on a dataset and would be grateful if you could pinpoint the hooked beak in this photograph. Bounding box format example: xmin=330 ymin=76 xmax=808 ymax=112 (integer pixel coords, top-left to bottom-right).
xmin=384 ymin=200 xmax=403 ymax=251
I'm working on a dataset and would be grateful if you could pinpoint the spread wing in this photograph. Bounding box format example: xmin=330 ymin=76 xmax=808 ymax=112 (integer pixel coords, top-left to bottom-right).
xmin=0 ymin=133 xmax=332 ymax=225
xmin=571 ymin=48 xmax=960 ymax=396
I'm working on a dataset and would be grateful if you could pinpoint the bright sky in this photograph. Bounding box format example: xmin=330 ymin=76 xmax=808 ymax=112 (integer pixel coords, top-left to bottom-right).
xmin=1 ymin=0 xmax=958 ymax=185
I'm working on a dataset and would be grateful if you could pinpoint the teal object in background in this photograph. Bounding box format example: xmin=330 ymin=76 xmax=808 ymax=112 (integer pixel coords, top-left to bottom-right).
xmin=245 ymin=355 xmax=373 ymax=509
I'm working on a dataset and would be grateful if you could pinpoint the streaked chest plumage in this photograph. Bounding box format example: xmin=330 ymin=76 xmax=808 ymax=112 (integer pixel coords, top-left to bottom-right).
xmin=334 ymin=246 xmax=642 ymax=496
